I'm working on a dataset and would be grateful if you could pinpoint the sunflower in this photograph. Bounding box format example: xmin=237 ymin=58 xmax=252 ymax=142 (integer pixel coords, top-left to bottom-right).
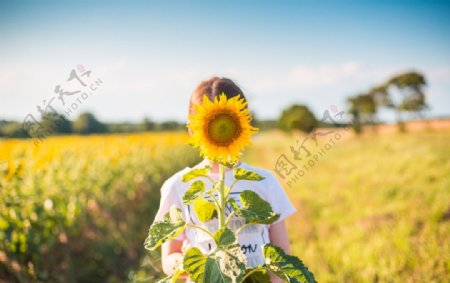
xmin=187 ymin=93 xmax=258 ymax=164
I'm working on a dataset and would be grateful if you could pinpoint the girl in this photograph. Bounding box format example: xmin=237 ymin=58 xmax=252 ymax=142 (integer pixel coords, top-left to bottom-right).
xmin=153 ymin=77 xmax=297 ymax=282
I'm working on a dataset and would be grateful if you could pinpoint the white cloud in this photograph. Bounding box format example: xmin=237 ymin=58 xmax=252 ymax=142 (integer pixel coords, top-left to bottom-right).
xmin=287 ymin=61 xmax=363 ymax=87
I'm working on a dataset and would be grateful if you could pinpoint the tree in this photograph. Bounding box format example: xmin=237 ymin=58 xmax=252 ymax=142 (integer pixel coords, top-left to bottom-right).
xmin=388 ymin=71 xmax=427 ymax=111
xmin=278 ymin=104 xmax=317 ymax=133
xmin=159 ymin=120 xmax=182 ymax=131
xmin=0 ymin=121 xmax=27 ymax=138
xmin=347 ymin=93 xmax=378 ymax=134
xmin=369 ymin=84 xmax=393 ymax=108
xmin=141 ymin=117 xmax=156 ymax=131
xmin=347 ymin=97 xmax=362 ymax=134
xmin=72 ymin=112 xmax=106 ymax=134
xmin=385 ymin=71 xmax=427 ymax=131
xmin=40 ymin=112 xmax=72 ymax=134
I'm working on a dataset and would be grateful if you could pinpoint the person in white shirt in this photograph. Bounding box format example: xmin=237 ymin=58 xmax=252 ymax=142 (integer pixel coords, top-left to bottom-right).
xmin=154 ymin=77 xmax=297 ymax=282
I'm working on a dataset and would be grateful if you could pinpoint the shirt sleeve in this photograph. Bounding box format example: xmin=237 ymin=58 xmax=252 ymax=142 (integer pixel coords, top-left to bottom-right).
xmin=266 ymin=172 xmax=297 ymax=224
xmin=153 ymin=176 xmax=187 ymax=241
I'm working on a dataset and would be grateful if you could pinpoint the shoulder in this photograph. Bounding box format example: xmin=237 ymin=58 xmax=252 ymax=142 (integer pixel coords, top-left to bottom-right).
xmin=240 ymin=163 xmax=296 ymax=220
xmin=160 ymin=167 xmax=191 ymax=193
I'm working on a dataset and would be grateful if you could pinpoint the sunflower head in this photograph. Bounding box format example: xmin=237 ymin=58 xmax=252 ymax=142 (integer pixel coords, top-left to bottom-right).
xmin=187 ymin=92 xmax=258 ymax=165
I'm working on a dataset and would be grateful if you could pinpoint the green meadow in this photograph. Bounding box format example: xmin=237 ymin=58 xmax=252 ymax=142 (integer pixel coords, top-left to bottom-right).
xmin=244 ymin=129 xmax=450 ymax=283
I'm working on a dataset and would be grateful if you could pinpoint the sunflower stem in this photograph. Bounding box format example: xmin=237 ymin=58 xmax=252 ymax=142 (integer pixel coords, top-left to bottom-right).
xmin=186 ymin=223 xmax=215 ymax=240
xmin=206 ymin=191 xmax=221 ymax=212
xmin=224 ymin=179 xmax=237 ymax=200
xmin=235 ymin=223 xmax=254 ymax=235
xmin=218 ymin=163 xmax=226 ymax=229
xmin=224 ymin=211 xmax=235 ymax=226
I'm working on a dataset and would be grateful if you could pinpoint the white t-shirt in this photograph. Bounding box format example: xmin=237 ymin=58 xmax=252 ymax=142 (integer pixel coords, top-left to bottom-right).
xmin=153 ymin=159 xmax=297 ymax=270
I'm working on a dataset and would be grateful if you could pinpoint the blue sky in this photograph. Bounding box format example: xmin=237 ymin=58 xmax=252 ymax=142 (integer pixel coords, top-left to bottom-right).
xmin=1 ymin=0 xmax=449 ymax=123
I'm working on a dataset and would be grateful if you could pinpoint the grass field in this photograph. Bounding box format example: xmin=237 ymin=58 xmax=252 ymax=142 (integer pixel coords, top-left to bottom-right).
xmin=244 ymin=129 xmax=450 ymax=283
xmin=1 ymin=128 xmax=449 ymax=282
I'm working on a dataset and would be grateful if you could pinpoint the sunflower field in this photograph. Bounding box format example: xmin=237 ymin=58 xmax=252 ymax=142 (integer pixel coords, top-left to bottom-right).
xmin=1 ymin=128 xmax=449 ymax=283
xmin=0 ymin=132 xmax=200 ymax=282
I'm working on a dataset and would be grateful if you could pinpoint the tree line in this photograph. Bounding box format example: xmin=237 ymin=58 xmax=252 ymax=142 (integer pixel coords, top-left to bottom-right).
xmin=0 ymin=113 xmax=187 ymax=138
xmin=276 ymin=70 xmax=429 ymax=134
xmin=0 ymin=71 xmax=430 ymax=138
xmin=347 ymin=71 xmax=427 ymax=133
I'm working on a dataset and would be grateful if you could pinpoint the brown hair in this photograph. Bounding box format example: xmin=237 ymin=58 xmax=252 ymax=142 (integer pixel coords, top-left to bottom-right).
xmin=188 ymin=77 xmax=247 ymax=116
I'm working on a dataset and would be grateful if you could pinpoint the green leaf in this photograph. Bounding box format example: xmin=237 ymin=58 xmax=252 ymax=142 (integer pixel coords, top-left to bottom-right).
xmin=183 ymin=180 xmax=206 ymax=204
xmin=263 ymin=244 xmax=317 ymax=283
xmin=217 ymin=159 xmax=238 ymax=168
xmin=183 ymin=247 xmax=207 ymax=283
xmin=193 ymin=199 xmax=216 ymax=222
xmin=229 ymin=190 xmax=280 ymax=224
xmin=243 ymin=268 xmax=271 ymax=283
xmin=205 ymin=245 xmax=247 ymax=283
xmin=144 ymin=205 xmax=186 ymax=251
xmin=184 ymin=246 xmax=247 ymax=283
xmin=182 ymin=166 xmax=211 ymax=182
xmin=233 ymin=168 xmax=265 ymax=181
xmin=213 ymin=227 xmax=236 ymax=247
xmin=157 ymin=269 xmax=184 ymax=283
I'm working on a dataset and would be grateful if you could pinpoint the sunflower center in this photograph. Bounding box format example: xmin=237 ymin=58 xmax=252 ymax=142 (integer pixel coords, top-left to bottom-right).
xmin=207 ymin=113 xmax=241 ymax=146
